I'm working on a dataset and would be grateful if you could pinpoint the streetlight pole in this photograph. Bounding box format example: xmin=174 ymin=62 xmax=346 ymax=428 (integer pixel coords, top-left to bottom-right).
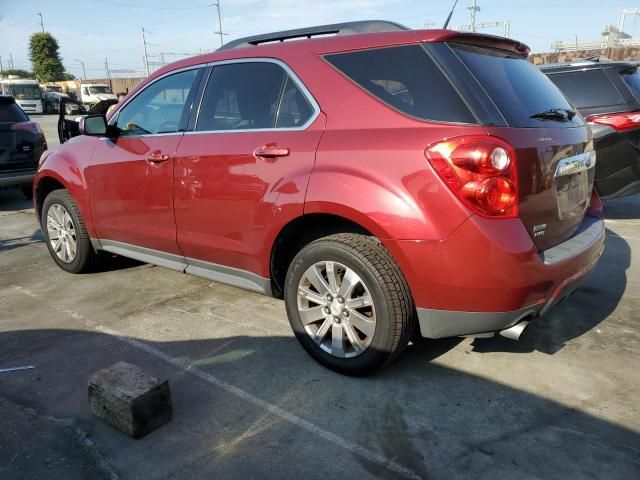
xmin=74 ymin=59 xmax=86 ymax=80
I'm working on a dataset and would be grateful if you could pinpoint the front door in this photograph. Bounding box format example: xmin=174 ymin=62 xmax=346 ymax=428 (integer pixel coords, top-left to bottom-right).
xmin=86 ymin=68 xmax=201 ymax=255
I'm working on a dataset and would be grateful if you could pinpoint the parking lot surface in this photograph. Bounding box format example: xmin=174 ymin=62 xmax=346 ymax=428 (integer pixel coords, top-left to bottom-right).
xmin=1 ymin=114 xmax=639 ymax=479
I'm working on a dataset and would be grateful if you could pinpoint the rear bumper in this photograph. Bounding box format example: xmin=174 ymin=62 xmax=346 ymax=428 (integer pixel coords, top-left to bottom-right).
xmin=384 ymin=213 xmax=605 ymax=339
xmin=0 ymin=171 xmax=35 ymax=188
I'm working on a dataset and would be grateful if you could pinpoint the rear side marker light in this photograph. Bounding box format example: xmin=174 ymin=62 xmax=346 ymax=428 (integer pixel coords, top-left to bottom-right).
xmin=586 ymin=111 xmax=640 ymax=132
xmin=425 ymin=135 xmax=518 ymax=218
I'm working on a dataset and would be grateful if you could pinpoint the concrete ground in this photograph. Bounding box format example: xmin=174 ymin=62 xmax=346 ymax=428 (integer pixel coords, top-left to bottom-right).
xmin=1 ymin=114 xmax=639 ymax=479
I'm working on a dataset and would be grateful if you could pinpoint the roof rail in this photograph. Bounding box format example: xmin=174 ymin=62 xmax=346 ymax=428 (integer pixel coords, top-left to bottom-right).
xmin=218 ymin=20 xmax=410 ymax=51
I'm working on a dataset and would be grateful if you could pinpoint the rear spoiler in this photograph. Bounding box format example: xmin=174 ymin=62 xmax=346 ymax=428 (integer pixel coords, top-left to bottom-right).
xmin=417 ymin=30 xmax=530 ymax=57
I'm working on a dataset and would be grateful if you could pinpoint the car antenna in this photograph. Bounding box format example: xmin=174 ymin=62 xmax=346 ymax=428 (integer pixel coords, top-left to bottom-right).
xmin=443 ymin=0 xmax=459 ymax=29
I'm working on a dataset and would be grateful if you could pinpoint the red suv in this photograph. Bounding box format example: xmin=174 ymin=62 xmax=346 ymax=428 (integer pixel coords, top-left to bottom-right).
xmin=34 ymin=21 xmax=605 ymax=375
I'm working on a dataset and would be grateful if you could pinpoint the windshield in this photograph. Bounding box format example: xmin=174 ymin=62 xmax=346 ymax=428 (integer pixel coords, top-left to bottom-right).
xmin=6 ymin=84 xmax=41 ymax=100
xmin=47 ymin=86 xmax=62 ymax=92
xmin=89 ymin=86 xmax=112 ymax=94
xmin=450 ymin=43 xmax=583 ymax=128
xmin=620 ymin=67 xmax=640 ymax=101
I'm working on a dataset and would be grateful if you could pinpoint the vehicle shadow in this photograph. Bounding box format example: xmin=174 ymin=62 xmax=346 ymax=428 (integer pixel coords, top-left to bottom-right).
xmin=602 ymin=193 xmax=640 ymax=220
xmin=470 ymin=227 xmax=630 ymax=355
xmin=0 ymin=189 xmax=33 ymax=212
xmin=0 ymin=328 xmax=638 ymax=480
xmin=0 ymin=230 xmax=43 ymax=253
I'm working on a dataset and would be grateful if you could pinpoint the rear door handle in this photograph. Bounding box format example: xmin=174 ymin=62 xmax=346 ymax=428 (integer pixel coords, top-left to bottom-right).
xmin=253 ymin=144 xmax=290 ymax=159
xmin=146 ymin=151 xmax=169 ymax=163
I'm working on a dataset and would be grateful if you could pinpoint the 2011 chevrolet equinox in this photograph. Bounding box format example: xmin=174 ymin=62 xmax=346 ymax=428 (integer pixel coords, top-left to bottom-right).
xmin=34 ymin=21 xmax=605 ymax=375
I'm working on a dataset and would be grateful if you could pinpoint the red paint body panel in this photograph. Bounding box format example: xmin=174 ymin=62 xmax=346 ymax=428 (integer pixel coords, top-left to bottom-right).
xmin=85 ymin=135 xmax=184 ymax=254
xmin=174 ymin=116 xmax=326 ymax=276
xmin=384 ymin=212 xmax=604 ymax=312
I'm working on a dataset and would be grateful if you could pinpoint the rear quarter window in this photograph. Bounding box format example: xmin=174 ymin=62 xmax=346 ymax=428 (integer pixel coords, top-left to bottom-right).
xmin=546 ymin=69 xmax=625 ymax=109
xmin=0 ymin=102 xmax=28 ymax=123
xmin=324 ymin=45 xmax=477 ymax=124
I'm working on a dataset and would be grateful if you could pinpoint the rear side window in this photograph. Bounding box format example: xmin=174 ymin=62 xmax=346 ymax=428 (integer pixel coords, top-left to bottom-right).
xmin=0 ymin=102 xmax=28 ymax=123
xmin=197 ymin=62 xmax=314 ymax=131
xmin=325 ymin=45 xmax=476 ymax=124
xmin=450 ymin=43 xmax=581 ymax=128
xmin=547 ymin=70 xmax=625 ymax=109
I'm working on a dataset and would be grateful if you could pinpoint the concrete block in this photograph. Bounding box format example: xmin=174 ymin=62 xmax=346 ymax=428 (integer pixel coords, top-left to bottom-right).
xmin=88 ymin=361 xmax=172 ymax=438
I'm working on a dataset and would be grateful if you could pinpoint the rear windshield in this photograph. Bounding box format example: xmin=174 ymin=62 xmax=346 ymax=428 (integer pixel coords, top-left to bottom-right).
xmin=324 ymin=45 xmax=476 ymax=124
xmin=450 ymin=43 xmax=582 ymax=128
xmin=546 ymin=69 xmax=625 ymax=109
xmin=0 ymin=102 xmax=28 ymax=122
xmin=620 ymin=67 xmax=640 ymax=102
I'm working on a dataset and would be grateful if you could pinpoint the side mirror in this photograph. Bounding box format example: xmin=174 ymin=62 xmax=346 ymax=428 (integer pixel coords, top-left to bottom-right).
xmin=79 ymin=115 xmax=109 ymax=137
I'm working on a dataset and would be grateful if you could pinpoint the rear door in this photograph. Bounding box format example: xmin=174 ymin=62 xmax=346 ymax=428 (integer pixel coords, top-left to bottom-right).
xmin=173 ymin=60 xmax=324 ymax=279
xmin=546 ymin=67 xmax=640 ymax=198
xmin=435 ymin=42 xmax=595 ymax=251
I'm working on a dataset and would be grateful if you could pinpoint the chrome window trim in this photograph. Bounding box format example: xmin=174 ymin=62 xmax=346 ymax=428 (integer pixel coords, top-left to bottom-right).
xmin=187 ymin=57 xmax=321 ymax=135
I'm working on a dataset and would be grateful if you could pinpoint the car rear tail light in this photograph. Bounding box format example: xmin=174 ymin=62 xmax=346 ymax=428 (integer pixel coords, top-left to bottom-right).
xmin=586 ymin=111 xmax=640 ymax=132
xmin=11 ymin=121 xmax=41 ymax=135
xmin=425 ymin=135 xmax=518 ymax=218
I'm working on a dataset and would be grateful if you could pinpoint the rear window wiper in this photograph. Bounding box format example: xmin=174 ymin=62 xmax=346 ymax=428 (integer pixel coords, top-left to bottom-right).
xmin=530 ymin=108 xmax=576 ymax=122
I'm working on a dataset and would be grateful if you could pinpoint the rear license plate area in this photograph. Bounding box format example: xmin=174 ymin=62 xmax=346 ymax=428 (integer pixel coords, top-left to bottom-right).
xmin=556 ymin=171 xmax=589 ymax=220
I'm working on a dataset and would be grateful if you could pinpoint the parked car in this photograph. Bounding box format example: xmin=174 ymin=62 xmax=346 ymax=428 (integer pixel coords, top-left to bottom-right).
xmin=42 ymin=91 xmax=83 ymax=115
xmin=34 ymin=21 xmax=605 ymax=375
xmin=0 ymin=95 xmax=47 ymax=198
xmin=542 ymin=59 xmax=640 ymax=198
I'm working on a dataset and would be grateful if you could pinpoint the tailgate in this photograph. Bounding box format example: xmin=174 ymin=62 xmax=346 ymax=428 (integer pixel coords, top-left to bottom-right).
xmin=486 ymin=125 xmax=595 ymax=250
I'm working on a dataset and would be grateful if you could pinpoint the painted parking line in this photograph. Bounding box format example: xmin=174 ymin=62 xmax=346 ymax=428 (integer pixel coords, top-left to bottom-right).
xmin=13 ymin=286 xmax=422 ymax=480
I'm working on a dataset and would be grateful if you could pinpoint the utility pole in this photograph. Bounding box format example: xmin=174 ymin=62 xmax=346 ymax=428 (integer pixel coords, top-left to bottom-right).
xmin=467 ymin=0 xmax=480 ymax=32
xmin=105 ymin=58 xmax=112 ymax=90
xmin=75 ymin=59 xmax=86 ymax=80
xmin=575 ymin=34 xmax=579 ymax=51
xmin=142 ymin=27 xmax=150 ymax=76
xmin=37 ymin=12 xmax=44 ymax=32
xmin=213 ymin=1 xmax=225 ymax=48
xmin=9 ymin=54 xmax=14 ymax=70
xmin=0 ymin=55 xmax=3 ymax=75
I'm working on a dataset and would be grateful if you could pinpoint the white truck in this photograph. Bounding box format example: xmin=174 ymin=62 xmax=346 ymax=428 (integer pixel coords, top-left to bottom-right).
xmin=80 ymin=83 xmax=117 ymax=106
xmin=0 ymin=77 xmax=43 ymax=113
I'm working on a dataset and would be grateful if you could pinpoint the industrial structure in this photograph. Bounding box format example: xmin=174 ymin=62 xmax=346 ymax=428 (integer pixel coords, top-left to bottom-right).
xmin=552 ymin=8 xmax=640 ymax=52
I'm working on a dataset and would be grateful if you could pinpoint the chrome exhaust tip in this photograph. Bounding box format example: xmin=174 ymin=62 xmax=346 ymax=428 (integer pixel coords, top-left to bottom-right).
xmin=499 ymin=320 xmax=530 ymax=341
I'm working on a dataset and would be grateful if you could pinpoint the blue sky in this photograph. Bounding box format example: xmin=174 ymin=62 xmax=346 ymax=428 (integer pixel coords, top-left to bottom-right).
xmin=1 ymin=0 xmax=639 ymax=79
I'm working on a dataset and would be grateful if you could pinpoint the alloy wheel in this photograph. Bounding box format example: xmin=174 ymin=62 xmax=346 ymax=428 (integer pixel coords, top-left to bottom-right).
xmin=46 ymin=204 xmax=78 ymax=263
xmin=296 ymin=261 xmax=376 ymax=358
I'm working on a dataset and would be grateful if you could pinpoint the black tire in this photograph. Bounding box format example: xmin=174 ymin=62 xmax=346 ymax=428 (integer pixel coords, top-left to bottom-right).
xmin=41 ymin=189 xmax=98 ymax=273
xmin=284 ymin=233 xmax=416 ymax=376
xmin=21 ymin=185 xmax=33 ymax=199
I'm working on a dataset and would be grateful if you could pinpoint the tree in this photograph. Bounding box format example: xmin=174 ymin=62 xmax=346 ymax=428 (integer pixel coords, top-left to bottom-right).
xmin=29 ymin=32 xmax=67 ymax=82
xmin=0 ymin=69 xmax=34 ymax=78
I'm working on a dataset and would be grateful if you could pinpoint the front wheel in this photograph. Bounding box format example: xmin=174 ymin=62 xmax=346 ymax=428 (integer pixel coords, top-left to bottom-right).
xmin=284 ymin=233 xmax=415 ymax=376
xmin=41 ymin=189 xmax=98 ymax=273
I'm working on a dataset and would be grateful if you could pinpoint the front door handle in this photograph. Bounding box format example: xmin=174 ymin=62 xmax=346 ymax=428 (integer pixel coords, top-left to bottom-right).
xmin=253 ymin=144 xmax=290 ymax=159
xmin=146 ymin=151 xmax=169 ymax=163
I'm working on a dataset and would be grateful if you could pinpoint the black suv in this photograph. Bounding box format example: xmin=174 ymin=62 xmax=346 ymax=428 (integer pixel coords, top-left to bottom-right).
xmin=542 ymin=59 xmax=640 ymax=198
xmin=0 ymin=95 xmax=47 ymax=198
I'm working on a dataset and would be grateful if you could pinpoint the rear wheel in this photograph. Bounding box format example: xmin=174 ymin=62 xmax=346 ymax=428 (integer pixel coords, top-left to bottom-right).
xmin=284 ymin=233 xmax=415 ymax=376
xmin=42 ymin=189 xmax=97 ymax=273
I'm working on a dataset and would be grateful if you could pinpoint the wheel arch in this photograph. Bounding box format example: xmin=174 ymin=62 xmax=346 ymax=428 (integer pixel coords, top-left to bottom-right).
xmin=270 ymin=213 xmax=374 ymax=299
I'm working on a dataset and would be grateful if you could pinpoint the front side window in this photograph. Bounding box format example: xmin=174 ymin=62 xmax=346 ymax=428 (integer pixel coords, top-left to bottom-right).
xmin=196 ymin=62 xmax=314 ymax=131
xmin=114 ymin=69 xmax=199 ymax=136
